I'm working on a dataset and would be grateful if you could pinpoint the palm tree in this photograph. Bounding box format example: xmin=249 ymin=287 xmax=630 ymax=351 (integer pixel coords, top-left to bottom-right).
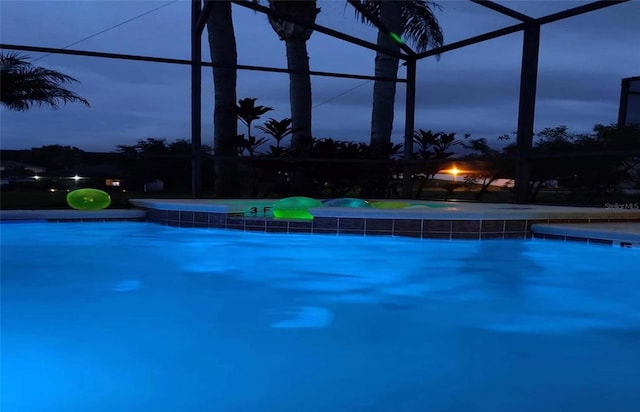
xmin=0 ymin=52 xmax=90 ymax=111
xmin=256 ymin=117 xmax=293 ymax=151
xmin=205 ymin=0 xmax=240 ymax=196
xmin=353 ymin=1 xmax=443 ymax=151
xmin=266 ymin=0 xmax=320 ymax=153
xmin=236 ymin=97 xmax=273 ymax=156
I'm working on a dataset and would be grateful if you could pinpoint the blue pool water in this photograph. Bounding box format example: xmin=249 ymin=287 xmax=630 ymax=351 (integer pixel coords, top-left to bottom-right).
xmin=1 ymin=222 xmax=639 ymax=412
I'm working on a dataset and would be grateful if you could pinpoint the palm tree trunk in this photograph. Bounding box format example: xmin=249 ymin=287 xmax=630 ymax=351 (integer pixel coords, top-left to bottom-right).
xmin=206 ymin=0 xmax=239 ymax=197
xmin=285 ymin=38 xmax=313 ymax=152
xmin=266 ymin=0 xmax=319 ymax=194
xmin=370 ymin=1 xmax=403 ymax=153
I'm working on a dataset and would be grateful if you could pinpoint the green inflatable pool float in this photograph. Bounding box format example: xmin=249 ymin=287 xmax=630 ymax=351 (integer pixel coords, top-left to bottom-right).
xmin=273 ymin=196 xmax=323 ymax=220
xmin=67 ymin=188 xmax=111 ymax=210
xmin=323 ymin=198 xmax=371 ymax=208
xmin=369 ymin=201 xmax=410 ymax=209
xmin=406 ymin=202 xmax=453 ymax=209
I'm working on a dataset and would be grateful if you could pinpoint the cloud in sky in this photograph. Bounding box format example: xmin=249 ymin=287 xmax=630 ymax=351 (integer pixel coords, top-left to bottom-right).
xmin=1 ymin=0 xmax=638 ymax=152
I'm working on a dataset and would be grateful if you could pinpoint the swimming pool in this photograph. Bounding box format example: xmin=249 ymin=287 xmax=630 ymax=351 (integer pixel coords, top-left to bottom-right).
xmin=2 ymin=222 xmax=639 ymax=412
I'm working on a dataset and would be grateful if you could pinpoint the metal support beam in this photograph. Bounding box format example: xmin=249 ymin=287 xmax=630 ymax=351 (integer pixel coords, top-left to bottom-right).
xmin=471 ymin=1 xmax=534 ymax=22
xmin=618 ymin=77 xmax=640 ymax=127
xmin=618 ymin=78 xmax=630 ymax=126
xmin=231 ymin=0 xmax=406 ymax=60
xmin=191 ymin=0 xmax=202 ymax=198
xmin=535 ymin=0 xmax=629 ymax=25
xmin=513 ymin=22 xmax=541 ymax=204
xmin=417 ymin=23 xmax=525 ymax=58
xmin=346 ymin=0 xmax=416 ymax=57
xmin=0 ymin=44 xmax=406 ymax=83
xmin=195 ymin=0 xmax=214 ymax=35
xmin=0 ymin=43 xmax=197 ymax=64
xmin=402 ymin=59 xmax=417 ymax=199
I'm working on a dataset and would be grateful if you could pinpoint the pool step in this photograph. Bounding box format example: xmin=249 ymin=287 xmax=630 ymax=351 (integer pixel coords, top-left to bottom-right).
xmin=530 ymin=222 xmax=640 ymax=247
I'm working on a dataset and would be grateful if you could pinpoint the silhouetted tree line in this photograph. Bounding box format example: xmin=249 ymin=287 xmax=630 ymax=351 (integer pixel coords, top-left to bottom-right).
xmin=216 ymin=98 xmax=640 ymax=203
xmin=461 ymin=124 xmax=640 ymax=203
xmin=2 ymin=114 xmax=638 ymax=204
xmin=1 ymin=142 xmax=212 ymax=192
xmin=114 ymin=138 xmax=215 ymax=190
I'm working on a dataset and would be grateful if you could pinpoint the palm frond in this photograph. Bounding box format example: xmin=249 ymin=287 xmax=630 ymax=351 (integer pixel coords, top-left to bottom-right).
xmin=351 ymin=0 xmax=380 ymax=24
xmin=255 ymin=117 xmax=293 ymax=142
xmin=236 ymin=97 xmax=274 ymax=127
xmin=350 ymin=0 xmax=443 ymax=54
xmin=400 ymin=1 xmax=443 ymax=53
xmin=1 ymin=52 xmax=90 ymax=111
xmin=0 ymin=51 xmax=32 ymax=70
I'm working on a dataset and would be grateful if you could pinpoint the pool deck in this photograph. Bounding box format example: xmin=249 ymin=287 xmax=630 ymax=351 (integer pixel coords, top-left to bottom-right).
xmin=0 ymin=208 xmax=146 ymax=222
xmin=2 ymin=199 xmax=639 ymax=246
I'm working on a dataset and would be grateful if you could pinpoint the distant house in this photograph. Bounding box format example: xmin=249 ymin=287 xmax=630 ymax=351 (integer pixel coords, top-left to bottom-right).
xmin=75 ymin=164 xmax=126 ymax=189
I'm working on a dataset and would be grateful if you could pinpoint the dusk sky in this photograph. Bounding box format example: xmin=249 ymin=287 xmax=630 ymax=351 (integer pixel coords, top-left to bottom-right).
xmin=1 ymin=0 xmax=639 ymax=152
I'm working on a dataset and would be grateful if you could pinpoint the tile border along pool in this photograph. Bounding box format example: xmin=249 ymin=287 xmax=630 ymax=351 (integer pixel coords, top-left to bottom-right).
xmin=2 ymin=199 xmax=639 ymax=246
xmin=131 ymin=199 xmax=640 ymax=246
